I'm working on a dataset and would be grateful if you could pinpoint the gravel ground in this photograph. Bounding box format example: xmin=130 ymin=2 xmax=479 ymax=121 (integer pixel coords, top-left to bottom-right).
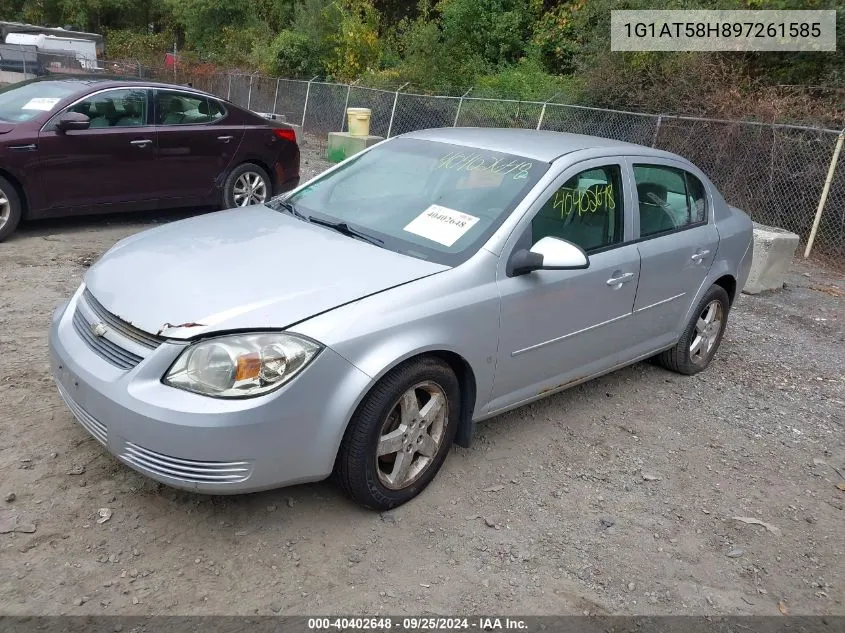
xmin=1 ymin=138 xmax=843 ymax=616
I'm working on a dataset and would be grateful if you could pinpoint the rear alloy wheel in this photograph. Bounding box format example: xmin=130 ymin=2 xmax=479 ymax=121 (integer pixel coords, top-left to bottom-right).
xmin=656 ymin=285 xmax=730 ymax=375
xmin=0 ymin=176 xmax=23 ymax=243
xmin=223 ymin=163 xmax=272 ymax=209
xmin=335 ymin=357 xmax=460 ymax=510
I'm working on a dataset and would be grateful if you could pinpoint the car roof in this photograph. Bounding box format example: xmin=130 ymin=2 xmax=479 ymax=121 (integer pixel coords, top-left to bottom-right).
xmin=403 ymin=127 xmax=682 ymax=163
xmin=27 ymin=75 xmax=223 ymax=100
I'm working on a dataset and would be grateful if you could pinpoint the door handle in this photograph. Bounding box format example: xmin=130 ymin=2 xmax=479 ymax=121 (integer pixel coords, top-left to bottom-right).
xmin=217 ymin=135 xmax=233 ymax=143
xmin=130 ymin=139 xmax=152 ymax=148
xmin=690 ymin=249 xmax=711 ymax=262
xmin=606 ymin=272 xmax=635 ymax=286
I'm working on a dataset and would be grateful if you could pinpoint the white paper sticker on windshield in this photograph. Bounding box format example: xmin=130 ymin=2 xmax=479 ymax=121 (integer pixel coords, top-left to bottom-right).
xmin=403 ymin=205 xmax=480 ymax=247
xmin=21 ymin=97 xmax=61 ymax=111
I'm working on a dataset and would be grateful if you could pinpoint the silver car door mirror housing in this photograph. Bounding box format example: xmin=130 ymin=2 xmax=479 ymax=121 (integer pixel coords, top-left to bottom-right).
xmin=512 ymin=236 xmax=590 ymax=275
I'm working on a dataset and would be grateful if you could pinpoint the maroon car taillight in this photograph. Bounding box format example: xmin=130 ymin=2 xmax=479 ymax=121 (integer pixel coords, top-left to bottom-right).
xmin=273 ymin=128 xmax=297 ymax=143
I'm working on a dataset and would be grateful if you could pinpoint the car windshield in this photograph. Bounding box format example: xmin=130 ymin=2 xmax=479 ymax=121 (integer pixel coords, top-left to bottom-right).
xmin=283 ymin=138 xmax=549 ymax=265
xmin=0 ymin=80 xmax=77 ymax=123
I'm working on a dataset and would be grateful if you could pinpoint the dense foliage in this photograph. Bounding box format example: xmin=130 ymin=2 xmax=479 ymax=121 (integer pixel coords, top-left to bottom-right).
xmin=2 ymin=0 xmax=842 ymax=121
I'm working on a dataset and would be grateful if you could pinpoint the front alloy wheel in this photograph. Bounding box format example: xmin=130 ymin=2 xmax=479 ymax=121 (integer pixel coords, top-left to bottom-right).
xmin=376 ymin=381 xmax=448 ymax=490
xmin=0 ymin=175 xmax=23 ymax=242
xmin=335 ymin=357 xmax=460 ymax=510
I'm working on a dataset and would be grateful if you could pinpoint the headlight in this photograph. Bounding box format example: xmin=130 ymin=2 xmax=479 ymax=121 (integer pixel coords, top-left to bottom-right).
xmin=163 ymin=333 xmax=321 ymax=398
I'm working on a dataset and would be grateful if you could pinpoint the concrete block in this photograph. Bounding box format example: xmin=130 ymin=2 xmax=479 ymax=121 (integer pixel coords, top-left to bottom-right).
xmin=327 ymin=132 xmax=383 ymax=163
xmin=742 ymin=222 xmax=800 ymax=295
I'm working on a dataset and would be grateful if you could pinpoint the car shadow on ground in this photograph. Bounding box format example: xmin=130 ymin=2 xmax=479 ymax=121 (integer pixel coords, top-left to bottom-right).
xmin=11 ymin=207 xmax=217 ymax=240
xmin=110 ymin=361 xmax=651 ymax=525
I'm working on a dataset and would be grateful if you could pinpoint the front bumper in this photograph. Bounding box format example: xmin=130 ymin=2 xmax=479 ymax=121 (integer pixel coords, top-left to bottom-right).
xmin=48 ymin=287 xmax=372 ymax=494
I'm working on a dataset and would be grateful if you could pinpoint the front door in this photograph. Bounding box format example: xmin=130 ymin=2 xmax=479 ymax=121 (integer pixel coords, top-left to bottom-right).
xmin=627 ymin=159 xmax=720 ymax=357
xmin=489 ymin=159 xmax=640 ymax=414
xmin=37 ymin=87 xmax=157 ymax=213
xmin=153 ymin=89 xmax=243 ymax=204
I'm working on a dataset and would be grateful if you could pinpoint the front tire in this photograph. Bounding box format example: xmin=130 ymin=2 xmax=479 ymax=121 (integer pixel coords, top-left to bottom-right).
xmin=656 ymin=285 xmax=730 ymax=375
xmin=0 ymin=176 xmax=23 ymax=242
xmin=335 ymin=357 xmax=460 ymax=510
xmin=222 ymin=163 xmax=272 ymax=209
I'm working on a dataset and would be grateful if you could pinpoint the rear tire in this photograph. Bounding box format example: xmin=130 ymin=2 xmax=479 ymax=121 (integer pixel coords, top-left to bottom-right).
xmin=222 ymin=163 xmax=272 ymax=209
xmin=0 ymin=176 xmax=23 ymax=242
xmin=656 ymin=285 xmax=730 ymax=375
xmin=335 ymin=357 xmax=460 ymax=510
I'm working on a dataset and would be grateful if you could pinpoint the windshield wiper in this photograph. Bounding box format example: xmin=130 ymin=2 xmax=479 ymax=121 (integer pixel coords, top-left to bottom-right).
xmin=267 ymin=199 xmax=309 ymax=221
xmin=307 ymin=216 xmax=384 ymax=247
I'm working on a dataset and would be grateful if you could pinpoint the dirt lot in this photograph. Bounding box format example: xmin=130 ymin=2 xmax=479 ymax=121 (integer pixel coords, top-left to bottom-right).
xmin=1 ymin=139 xmax=843 ymax=616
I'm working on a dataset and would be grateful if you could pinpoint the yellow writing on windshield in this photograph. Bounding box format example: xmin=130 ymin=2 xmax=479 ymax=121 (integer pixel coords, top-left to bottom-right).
xmin=552 ymin=184 xmax=615 ymax=217
xmin=436 ymin=151 xmax=533 ymax=180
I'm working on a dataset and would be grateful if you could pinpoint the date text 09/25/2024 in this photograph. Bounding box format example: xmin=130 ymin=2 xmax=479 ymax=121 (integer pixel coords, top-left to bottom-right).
xmin=307 ymin=617 xmax=528 ymax=631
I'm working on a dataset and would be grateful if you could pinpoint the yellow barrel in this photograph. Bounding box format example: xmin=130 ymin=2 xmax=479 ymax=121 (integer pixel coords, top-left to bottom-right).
xmin=346 ymin=107 xmax=372 ymax=136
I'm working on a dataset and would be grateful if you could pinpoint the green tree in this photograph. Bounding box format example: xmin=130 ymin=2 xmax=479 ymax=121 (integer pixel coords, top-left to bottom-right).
xmin=322 ymin=0 xmax=382 ymax=81
xmin=163 ymin=0 xmax=258 ymax=54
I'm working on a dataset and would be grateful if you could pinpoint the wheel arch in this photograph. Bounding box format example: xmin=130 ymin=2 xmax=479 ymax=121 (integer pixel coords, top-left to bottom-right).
xmin=233 ymin=157 xmax=274 ymax=187
xmin=342 ymin=347 xmax=480 ymax=452
xmin=713 ymin=274 xmax=737 ymax=307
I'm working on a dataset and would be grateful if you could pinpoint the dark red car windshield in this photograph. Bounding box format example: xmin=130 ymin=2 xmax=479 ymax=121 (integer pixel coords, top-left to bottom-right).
xmin=0 ymin=80 xmax=77 ymax=123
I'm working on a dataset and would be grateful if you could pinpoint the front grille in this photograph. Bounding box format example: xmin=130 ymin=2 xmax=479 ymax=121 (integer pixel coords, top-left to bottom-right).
xmin=72 ymin=307 xmax=143 ymax=370
xmin=120 ymin=442 xmax=253 ymax=484
xmin=82 ymin=289 xmax=163 ymax=350
xmin=56 ymin=380 xmax=107 ymax=446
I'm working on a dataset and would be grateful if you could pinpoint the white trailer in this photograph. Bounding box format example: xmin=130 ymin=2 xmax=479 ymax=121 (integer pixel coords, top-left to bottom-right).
xmin=5 ymin=32 xmax=97 ymax=70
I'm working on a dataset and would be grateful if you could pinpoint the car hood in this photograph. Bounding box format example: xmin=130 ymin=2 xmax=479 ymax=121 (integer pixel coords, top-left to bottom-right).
xmin=84 ymin=206 xmax=449 ymax=339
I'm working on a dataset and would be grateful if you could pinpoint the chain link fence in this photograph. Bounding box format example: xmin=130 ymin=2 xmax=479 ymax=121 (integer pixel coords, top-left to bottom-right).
xmin=26 ymin=58 xmax=845 ymax=264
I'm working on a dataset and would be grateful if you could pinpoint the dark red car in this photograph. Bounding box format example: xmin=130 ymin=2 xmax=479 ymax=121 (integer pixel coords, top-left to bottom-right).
xmin=0 ymin=76 xmax=300 ymax=241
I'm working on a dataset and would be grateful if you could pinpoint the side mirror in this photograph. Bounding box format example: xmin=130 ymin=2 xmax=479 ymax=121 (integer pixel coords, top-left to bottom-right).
xmin=511 ymin=236 xmax=589 ymax=276
xmin=55 ymin=111 xmax=90 ymax=132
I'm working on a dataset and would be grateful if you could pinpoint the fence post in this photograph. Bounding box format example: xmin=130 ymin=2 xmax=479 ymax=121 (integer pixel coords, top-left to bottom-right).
xmin=246 ymin=74 xmax=254 ymax=110
xmin=301 ymin=76 xmax=320 ymax=131
xmin=341 ymin=81 xmax=356 ymax=132
xmin=387 ymin=82 xmax=409 ymax=139
xmin=227 ymin=74 xmax=232 ymax=101
xmin=651 ymin=115 xmax=664 ymax=148
xmin=536 ymin=92 xmax=561 ymax=131
xmin=804 ymin=129 xmax=844 ymax=258
xmin=272 ymin=78 xmax=280 ymax=115
xmin=453 ymin=87 xmax=472 ymax=127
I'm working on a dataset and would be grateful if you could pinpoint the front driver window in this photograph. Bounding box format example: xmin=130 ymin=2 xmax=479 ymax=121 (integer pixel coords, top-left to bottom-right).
xmin=531 ymin=165 xmax=624 ymax=252
xmin=68 ymin=89 xmax=148 ymax=128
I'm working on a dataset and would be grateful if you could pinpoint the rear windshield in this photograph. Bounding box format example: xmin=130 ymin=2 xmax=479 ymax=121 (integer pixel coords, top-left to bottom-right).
xmin=0 ymin=80 xmax=77 ymax=123
xmin=285 ymin=138 xmax=549 ymax=266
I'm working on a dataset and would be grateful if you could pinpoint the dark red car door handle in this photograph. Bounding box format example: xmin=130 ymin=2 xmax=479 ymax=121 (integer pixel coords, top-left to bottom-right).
xmin=217 ymin=135 xmax=233 ymax=143
xmin=130 ymin=139 xmax=153 ymax=148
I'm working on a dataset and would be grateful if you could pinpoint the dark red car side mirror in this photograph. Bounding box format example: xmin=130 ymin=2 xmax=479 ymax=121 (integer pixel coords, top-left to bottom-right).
xmin=55 ymin=112 xmax=91 ymax=133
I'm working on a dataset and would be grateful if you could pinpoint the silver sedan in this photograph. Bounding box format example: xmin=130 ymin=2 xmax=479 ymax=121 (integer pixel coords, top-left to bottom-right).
xmin=49 ymin=128 xmax=753 ymax=510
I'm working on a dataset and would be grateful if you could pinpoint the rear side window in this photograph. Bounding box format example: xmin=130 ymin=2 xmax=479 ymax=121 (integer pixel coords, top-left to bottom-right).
xmin=634 ymin=164 xmax=707 ymax=238
xmin=154 ymin=90 xmax=224 ymax=125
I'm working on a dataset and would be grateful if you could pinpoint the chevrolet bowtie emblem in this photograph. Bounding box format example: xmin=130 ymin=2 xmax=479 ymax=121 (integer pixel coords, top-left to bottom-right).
xmin=90 ymin=322 xmax=108 ymax=338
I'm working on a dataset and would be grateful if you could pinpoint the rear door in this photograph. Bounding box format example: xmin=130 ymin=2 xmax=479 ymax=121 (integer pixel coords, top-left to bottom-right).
xmin=37 ymin=87 xmax=157 ymax=212
xmin=153 ymin=89 xmax=243 ymax=204
xmin=625 ymin=158 xmax=720 ymax=358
